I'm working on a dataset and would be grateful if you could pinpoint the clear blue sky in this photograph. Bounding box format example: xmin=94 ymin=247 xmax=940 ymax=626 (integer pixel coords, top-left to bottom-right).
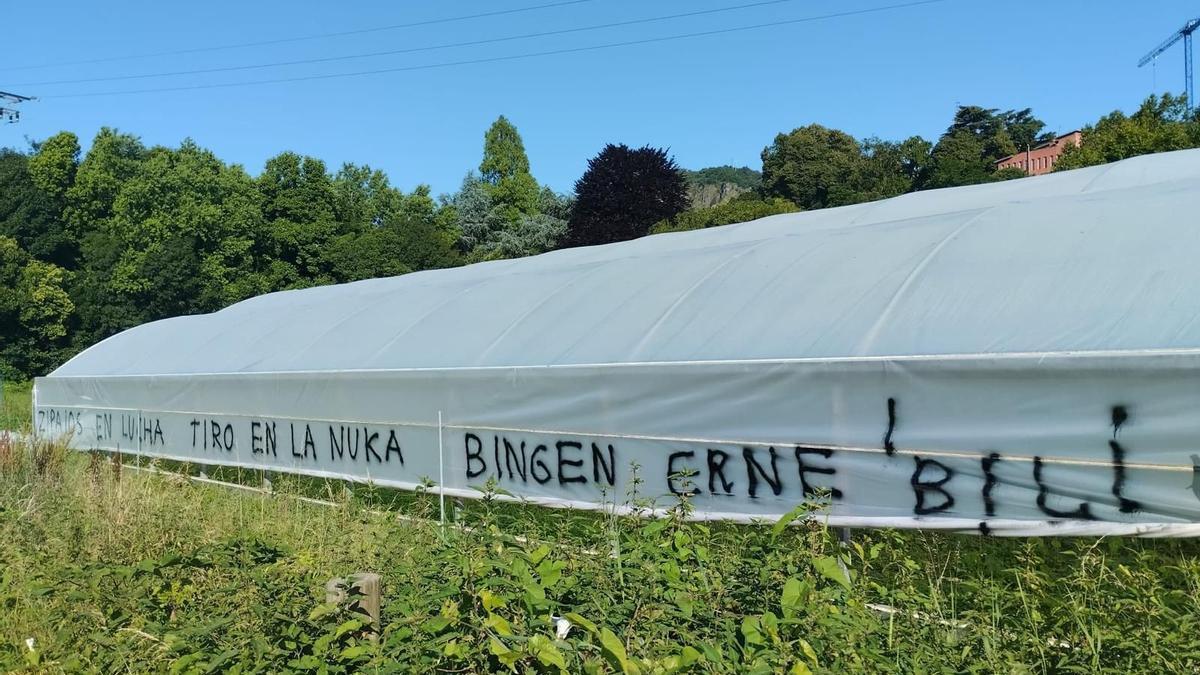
xmin=0 ymin=0 xmax=1194 ymax=195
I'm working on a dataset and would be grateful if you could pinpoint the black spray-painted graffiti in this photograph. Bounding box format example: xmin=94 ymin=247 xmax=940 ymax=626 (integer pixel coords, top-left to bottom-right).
xmin=186 ymin=419 xmax=405 ymax=466
xmin=464 ymin=433 xmax=615 ymax=488
xmin=664 ymin=446 xmax=842 ymax=500
xmin=661 ymin=398 xmax=1170 ymax=525
xmin=34 ymin=397 xmax=1189 ymax=526
xmin=37 ymin=410 xmax=165 ymax=448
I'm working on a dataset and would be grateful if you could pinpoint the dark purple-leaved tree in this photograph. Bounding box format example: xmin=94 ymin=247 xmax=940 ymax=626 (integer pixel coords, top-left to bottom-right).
xmin=563 ymin=144 xmax=688 ymax=248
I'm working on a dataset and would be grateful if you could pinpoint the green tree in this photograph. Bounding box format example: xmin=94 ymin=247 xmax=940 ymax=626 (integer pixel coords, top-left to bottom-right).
xmin=332 ymin=163 xmax=403 ymax=231
xmin=0 ymin=236 xmax=74 ymax=378
xmin=28 ymin=132 xmax=80 ymax=204
xmin=924 ymin=131 xmax=993 ymax=189
xmin=481 ymin=115 xmax=531 ymax=182
xmin=1055 ymin=94 xmax=1198 ymax=171
xmin=258 ymin=152 xmax=336 ymax=225
xmin=67 ymin=129 xmax=150 ymax=348
xmin=490 ymin=213 xmax=568 ymax=258
xmin=452 ymin=117 xmax=551 ymax=259
xmin=565 ymin=144 xmax=689 ymax=247
xmin=760 ymin=124 xmax=865 ymax=209
xmin=1002 ymin=108 xmax=1052 ymax=151
xmin=324 ymin=185 xmax=459 ymax=281
xmin=924 ymin=105 xmax=1047 ymax=188
xmin=454 ymin=182 xmax=570 ymax=260
xmin=65 ymin=128 xmax=148 ymax=237
xmin=376 ymin=184 xmax=460 ymax=273
xmin=684 ymin=166 xmax=761 ymax=190
xmin=104 ymin=140 xmax=265 ymax=320
xmin=0 ymin=149 xmax=76 ymax=268
xmin=480 ymin=115 xmax=539 ymax=218
xmin=257 ymin=152 xmax=339 ymax=289
xmin=451 ymin=172 xmax=506 ymax=256
xmin=25 ymin=132 xmax=81 ymax=266
xmin=0 ymin=126 xmax=479 ymax=365
xmin=854 ymin=136 xmax=931 ymax=200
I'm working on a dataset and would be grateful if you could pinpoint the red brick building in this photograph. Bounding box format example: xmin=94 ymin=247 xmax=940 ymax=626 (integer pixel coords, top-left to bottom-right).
xmin=995 ymin=131 xmax=1082 ymax=176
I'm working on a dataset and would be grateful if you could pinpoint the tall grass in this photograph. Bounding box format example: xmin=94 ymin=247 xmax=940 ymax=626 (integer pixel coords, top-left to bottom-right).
xmin=2 ymin=439 xmax=1200 ymax=672
xmin=0 ymin=381 xmax=32 ymax=431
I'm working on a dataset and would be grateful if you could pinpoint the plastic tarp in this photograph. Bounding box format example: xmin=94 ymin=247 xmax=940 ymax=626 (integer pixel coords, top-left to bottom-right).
xmin=33 ymin=148 xmax=1200 ymax=536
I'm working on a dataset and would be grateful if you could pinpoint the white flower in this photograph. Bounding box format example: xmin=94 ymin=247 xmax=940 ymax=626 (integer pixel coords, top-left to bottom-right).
xmin=552 ymin=616 xmax=572 ymax=639
xmin=25 ymin=637 xmax=35 ymax=651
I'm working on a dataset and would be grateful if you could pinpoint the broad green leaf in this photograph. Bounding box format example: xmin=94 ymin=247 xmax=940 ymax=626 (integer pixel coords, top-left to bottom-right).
xmin=307 ymin=603 xmax=337 ymax=622
xmin=798 ymin=638 xmax=819 ymax=666
xmin=479 ymin=588 xmax=505 ymax=612
xmin=537 ymin=559 xmax=564 ymax=588
xmin=340 ymin=645 xmax=368 ymax=660
xmin=489 ymin=636 xmax=513 ymax=657
xmin=291 ymin=655 xmax=320 ymax=669
xmin=490 ymin=637 xmax=520 ymax=669
xmin=485 ymin=613 xmax=514 ymax=637
xmin=642 ymin=519 xmax=669 ymax=536
xmin=741 ymin=616 xmax=765 ymax=646
xmin=334 ymin=618 xmax=363 ymax=638
xmin=675 ymin=594 xmax=694 ymax=618
xmin=812 ymin=555 xmax=851 ymax=590
xmin=564 ymin=612 xmax=598 ymax=635
xmin=599 ymin=627 xmax=638 ymax=674
xmin=531 ymin=635 xmax=567 ymax=670
xmin=781 ymin=577 xmax=802 ymax=614
xmin=527 ymin=544 xmax=551 ymax=566
xmin=772 ymin=504 xmax=809 ymax=538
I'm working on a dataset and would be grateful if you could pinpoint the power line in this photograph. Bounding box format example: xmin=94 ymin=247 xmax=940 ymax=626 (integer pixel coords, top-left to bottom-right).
xmin=42 ymin=0 xmax=948 ymax=100
xmin=15 ymin=0 xmax=801 ymax=88
xmin=0 ymin=0 xmax=596 ymax=74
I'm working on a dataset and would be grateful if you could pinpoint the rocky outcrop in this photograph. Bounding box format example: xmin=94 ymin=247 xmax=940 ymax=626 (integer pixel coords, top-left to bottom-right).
xmin=687 ymin=181 xmax=750 ymax=209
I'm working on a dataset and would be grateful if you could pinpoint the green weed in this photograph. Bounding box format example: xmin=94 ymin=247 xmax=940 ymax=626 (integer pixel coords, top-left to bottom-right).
xmin=1 ymin=441 xmax=1199 ymax=673
xmin=1 ymin=381 xmax=32 ymax=432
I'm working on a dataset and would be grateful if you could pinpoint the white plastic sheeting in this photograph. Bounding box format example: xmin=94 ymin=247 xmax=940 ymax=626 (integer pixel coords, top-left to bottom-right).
xmin=33 ymin=148 xmax=1200 ymax=536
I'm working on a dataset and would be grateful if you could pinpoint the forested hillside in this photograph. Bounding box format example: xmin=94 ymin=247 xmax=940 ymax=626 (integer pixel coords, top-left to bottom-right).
xmin=684 ymin=166 xmax=761 ymax=208
xmin=2 ymin=94 xmax=1197 ymax=380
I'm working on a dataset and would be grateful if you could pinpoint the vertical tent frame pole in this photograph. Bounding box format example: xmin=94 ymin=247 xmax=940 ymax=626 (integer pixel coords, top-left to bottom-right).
xmin=438 ymin=410 xmax=446 ymax=526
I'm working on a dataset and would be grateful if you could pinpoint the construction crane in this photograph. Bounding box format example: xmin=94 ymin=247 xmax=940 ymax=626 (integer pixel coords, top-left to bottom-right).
xmin=1138 ymin=17 xmax=1200 ymax=110
xmin=0 ymin=90 xmax=33 ymax=124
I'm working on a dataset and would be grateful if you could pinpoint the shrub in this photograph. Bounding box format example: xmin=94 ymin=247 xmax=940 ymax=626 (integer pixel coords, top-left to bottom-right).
xmin=651 ymin=197 xmax=800 ymax=234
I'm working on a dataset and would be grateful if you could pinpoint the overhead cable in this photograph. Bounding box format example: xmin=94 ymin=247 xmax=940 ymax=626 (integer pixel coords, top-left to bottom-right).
xmin=42 ymin=0 xmax=948 ymax=99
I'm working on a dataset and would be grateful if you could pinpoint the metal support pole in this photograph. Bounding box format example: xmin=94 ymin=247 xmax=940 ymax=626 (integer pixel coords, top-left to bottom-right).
xmin=836 ymin=527 xmax=853 ymax=584
xmin=438 ymin=410 xmax=446 ymax=526
xmin=1186 ymin=32 xmax=1194 ymax=111
xmin=29 ymin=382 xmax=36 ymax=438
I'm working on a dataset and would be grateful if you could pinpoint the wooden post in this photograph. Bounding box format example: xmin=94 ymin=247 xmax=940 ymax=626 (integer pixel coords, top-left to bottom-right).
xmin=325 ymin=572 xmax=381 ymax=639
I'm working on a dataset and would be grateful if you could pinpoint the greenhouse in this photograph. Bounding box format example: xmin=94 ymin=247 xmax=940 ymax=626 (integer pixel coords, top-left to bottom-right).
xmin=34 ymin=148 xmax=1200 ymax=536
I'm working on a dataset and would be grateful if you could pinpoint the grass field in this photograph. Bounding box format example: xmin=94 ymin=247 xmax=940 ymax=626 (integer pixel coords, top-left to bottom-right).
xmin=1 ymin=381 xmax=32 ymax=432
xmin=2 ymin=438 xmax=1200 ymax=673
